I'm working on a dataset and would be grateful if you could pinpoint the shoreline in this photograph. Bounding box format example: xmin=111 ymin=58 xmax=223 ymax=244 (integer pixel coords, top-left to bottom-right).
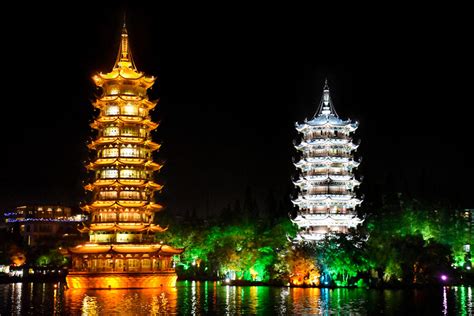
xmin=2 ymin=275 xmax=473 ymax=289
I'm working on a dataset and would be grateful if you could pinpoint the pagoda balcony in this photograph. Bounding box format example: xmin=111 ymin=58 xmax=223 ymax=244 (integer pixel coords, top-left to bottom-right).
xmin=69 ymin=254 xmax=176 ymax=273
xmin=97 ymin=177 xmax=149 ymax=182
xmin=99 ymin=132 xmax=147 ymax=138
xmin=92 ymin=115 xmax=157 ymax=126
xmin=95 ymin=136 xmax=146 ymax=143
xmin=304 ymin=153 xmax=352 ymax=159
xmin=69 ymin=268 xmax=176 ymax=273
xmin=298 ymin=208 xmax=353 ymax=214
xmin=100 ymin=154 xmax=150 ymax=159
xmin=89 ymin=220 xmax=147 ymax=224
xmin=94 ymin=197 xmax=149 ymax=202
xmin=304 ymin=134 xmax=350 ymax=141
xmin=297 ymin=193 xmax=357 ymax=200
xmin=305 ymin=171 xmax=351 ymax=177
xmin=296 ymin=158 xmax=359 ymax=168
xmin=306 ymin=190 xmax=350 ymax=195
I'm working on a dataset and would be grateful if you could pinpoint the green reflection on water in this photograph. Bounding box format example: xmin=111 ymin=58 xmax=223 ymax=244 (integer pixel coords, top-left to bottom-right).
xmin=1 ymin=281 xmax=474 ymax=315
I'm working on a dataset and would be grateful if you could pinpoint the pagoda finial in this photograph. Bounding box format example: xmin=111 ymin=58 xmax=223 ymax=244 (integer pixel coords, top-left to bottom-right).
xmin=321 ymin=78 xmax=332 ymax=115
xmin=114 ymin=14 xmax=136 ymax=70
xmin=323 ymin=78 xmax=330 ymax=106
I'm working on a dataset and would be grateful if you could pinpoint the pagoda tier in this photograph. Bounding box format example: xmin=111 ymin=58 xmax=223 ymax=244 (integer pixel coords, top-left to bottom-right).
xmin=78 ymin=223 xmax=166 ymax=233
xmin=67 ymin=22 xmax=182 ymax=289
xmin=90 ymin=115 xmax=159 ymax=130
xmin=291 ymin=80 xmax=363 ymax=242
xmin=69 ymin=244 xmax=183 ymax=255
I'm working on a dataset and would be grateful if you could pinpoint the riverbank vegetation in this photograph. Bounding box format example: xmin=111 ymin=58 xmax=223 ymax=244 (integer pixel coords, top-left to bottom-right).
xmin=160 ymin=193 xmax=473 ymax=287
xmin=1 ymin=192 xmax=472 ymax=287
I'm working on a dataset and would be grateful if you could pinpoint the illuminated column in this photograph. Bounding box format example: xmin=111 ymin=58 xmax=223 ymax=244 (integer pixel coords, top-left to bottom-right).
xmin=291 ymin=80 xmax=363 ymax=241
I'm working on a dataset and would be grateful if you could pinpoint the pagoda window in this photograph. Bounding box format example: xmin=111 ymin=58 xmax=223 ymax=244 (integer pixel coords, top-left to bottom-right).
xmin=120 ymin=169 xmax=138 ymax=178
xmin=106 ymin=105 xmax=120 ymax=116
xmin=103 ymin=147 xmax=118 ymax=157
xmin=93 ymin=233 xmax=112 ymax=243
xmin=104 ymin=213 xmax=116 ymax=221
xmin=121 ymin=146 xmax=138 ymax=157
xmin=123 ymin=104 xmax=138 ymax=116
xmin=99 ymin=191 xmax=118 ymax=200
xmin=109 ymin=87 xmax=120 ymax=95
xmin=120 ymin=191 xmax=140 ymax=200
xmin=128 ymin=259 xmax=139 ymax=271
xmin=102 ymin=169 xmax=118 ymax=179
xmin=115 ymin=259 xmax=124 ymax=271
xmin=142 ymin=259 xmax=151 ymax=271
xmin=104 ymin=126 xmax=120 ymax=136
xmin=121 ymin=127 xmax=138 ymax=136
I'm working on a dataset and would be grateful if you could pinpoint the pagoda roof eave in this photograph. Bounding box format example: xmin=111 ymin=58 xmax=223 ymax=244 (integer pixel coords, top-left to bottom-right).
xmin=93 ymin=69 xmax=155 ymax=85
xmin=68 ymin=244 xmax=112 ymax=254
xmin=92 ymin=116 xmax=155 ymax=123
xmin=85 ymin=223 xmax=167 ymax=232
xmin=91 ymin=118 xmax=159 ymax=130
xmin=68 ymin=243 xmax=183 ymax=255
xmin=88 ymin=138 xmax=161 ymax=150
xmin=296 ymin=115 xmax=358 ymax=129
xmin=86 ymin=201 xmax=164 ymax=210
xmin=94 ymin=95 xmax=157 ymax=106
xmin=86 ymin=159 xmax=162 ymax=170
xmin=159 ymin=245 xmax=185 ymax=255
xmin=85 ymin=179 xmax=163 ymax=190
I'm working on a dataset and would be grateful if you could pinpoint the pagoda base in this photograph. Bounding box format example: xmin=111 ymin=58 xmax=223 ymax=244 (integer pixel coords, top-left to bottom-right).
xmin=66 ymin=271 xmax=178 ymax=289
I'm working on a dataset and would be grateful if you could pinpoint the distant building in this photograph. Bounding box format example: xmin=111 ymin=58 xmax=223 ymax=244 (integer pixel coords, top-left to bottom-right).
xmin=0 ymin=211 xmax=6 ymax=231
xmin=291 ymin=80 xmax=363 ymax=241
xmin=4 ymin=205 xmax=85 ymax=246
xmin=463 ymin=208 xmax=474 ymax=242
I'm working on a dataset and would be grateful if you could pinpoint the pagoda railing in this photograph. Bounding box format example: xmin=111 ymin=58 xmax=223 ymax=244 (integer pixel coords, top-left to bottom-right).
xmin=303 ymin=153 xmax=352 ymax=159
xmin=306 ymin=190 xmax=351 ymax=195
xmin=305 ymin=134 xmax=350 ymax=141
xmin=305 ymin=171 xmax=351 ymax=177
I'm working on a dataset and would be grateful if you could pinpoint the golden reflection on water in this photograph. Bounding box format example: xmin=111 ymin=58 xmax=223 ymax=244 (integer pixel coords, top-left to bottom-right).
xmin=291 ymin=287 xmax=321 ymax=314
xmin=249 ymin=286 xmax=257 ymax=314
xmin=65 ymin=286 xmax=178 ymax=315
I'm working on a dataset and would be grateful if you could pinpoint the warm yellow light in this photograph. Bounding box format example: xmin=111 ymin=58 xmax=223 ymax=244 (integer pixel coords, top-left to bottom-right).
xmin=249 ymin=268 xmax=258 ymax=280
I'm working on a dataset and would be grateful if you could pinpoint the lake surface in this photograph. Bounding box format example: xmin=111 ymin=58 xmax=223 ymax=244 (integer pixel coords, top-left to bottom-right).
xmin=0 ymin=281 xmax=472 ymax=315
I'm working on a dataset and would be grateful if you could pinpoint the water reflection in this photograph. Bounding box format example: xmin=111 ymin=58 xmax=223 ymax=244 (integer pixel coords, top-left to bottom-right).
xmin=66 ymin=286 xmax=177 ymax=314
xmin=1 ymin=281 xmax=474 ymax=315
xmin=11 ymin=283 xmax=22 ymax=315
xmin=443 ymin=286 xmax=448 ymax=315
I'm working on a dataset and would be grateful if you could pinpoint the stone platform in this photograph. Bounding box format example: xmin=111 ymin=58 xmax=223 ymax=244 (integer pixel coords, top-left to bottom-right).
xmin=66 ymin=271 xmax=178 ymax=289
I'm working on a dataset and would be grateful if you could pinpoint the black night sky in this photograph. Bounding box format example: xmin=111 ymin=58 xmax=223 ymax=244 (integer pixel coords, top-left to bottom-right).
xmin=0 ymin=3 xmax=472 ymax=215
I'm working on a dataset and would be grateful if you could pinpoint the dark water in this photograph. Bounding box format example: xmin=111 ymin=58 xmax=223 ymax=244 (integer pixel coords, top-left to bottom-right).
xmin=0 ymin=281 xmax=472 ymax=315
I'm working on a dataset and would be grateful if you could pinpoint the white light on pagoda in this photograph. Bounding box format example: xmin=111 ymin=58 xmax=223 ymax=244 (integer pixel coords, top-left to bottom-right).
xmin=291 ymin=80 xmax=363 ymax=242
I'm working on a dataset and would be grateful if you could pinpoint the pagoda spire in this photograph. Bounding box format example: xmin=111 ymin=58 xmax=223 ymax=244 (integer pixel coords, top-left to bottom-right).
xmin=317 ymin=78 xmax=338 ymax=117
xmin=114 ymin=15 xmax=136 ymax=70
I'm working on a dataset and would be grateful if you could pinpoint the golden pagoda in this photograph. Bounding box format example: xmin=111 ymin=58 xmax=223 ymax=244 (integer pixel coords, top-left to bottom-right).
xmin=66 ymin=22 xmax=183 ymax=289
